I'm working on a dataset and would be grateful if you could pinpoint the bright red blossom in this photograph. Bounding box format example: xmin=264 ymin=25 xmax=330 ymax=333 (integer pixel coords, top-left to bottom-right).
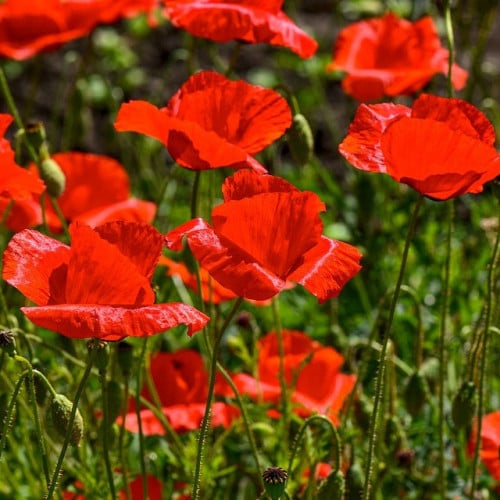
xmin=3 ymin=221 xmax=208 ymax=340
xmin=163 ymin=0 xmax=317 ymax=58
xmin=230 ymin=331 xmax=356 ymax=424
xmin=0 ymin=0 xmax=156 ymax=60
xmin=327 ymin=13 xmax=467 ymax=101
xmin=165 ymin=170 xmax=362 ymax=302
xmin=339 ymin=94 xmax=500 ymax=200
xmin=121 ymin=350 xmax=238 ymax=433
xmin=115 ymin=70 xmax=291 ymax=172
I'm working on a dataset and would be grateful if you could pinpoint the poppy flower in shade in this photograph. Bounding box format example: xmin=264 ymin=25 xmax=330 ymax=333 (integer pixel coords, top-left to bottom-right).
xmin=339 ymin=93 xmax=500 ymax=200
xmin=2 ymin=221 xmax=208 ymax=341
xmin=230 ymin=331 xmax=356 ymax=425
xmin=115 ymin=70 xmax=292 ymax=172
xmin=165 ymin=169 xmax=362 ymax=302
xmin=121 ymin=349 xmax=238 ymax=434
xmin=163 ymin=0 xmax=317 ymax=59
xmin=468 ymin=411 xmax=500 ymax=486
xmin=0 ymin=0 xmax=156 ymax=61
xmin=327 ymin=13 xmax=468 ymax=101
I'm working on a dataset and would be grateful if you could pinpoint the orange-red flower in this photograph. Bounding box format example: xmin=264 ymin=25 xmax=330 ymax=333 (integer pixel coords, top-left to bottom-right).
xmin=339 ymin=94 xmax=500 ymax=200
xmin=163 ymin=0 xmax=317 ymax=58
xmin=327 ymin=13 xmax=467 ymax=101
xmin=115 ymin=70 xmax=291 ymax=172
xmin=469 ymin=411 xmax=500 ymax=486
xmin=230 ymin=331 xmax=356 ymax=424
xmin=165 ymin=170 xmax=362 ymax=302
xmin=3 ymin=221 xmax=208 ymax=340
xmin=121 ymin=349 xmax=238 ymax=433
xmin=0 ymin=0 xmax=156 ymax=60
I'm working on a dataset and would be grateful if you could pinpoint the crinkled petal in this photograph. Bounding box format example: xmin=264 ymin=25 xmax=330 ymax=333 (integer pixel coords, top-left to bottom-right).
xmin=164 ymin=218 xmax=212 ymax=251
xmin=21 ymin=302 xmax=209 ymax=340
xmin=338 ymin=102 xmax=411 ymax=173
xmin=165 ymin=3 xmax=317 ymax=58
xmin=381 ymin=117 xmax=500 ymax=199
xmin=3 ymin=229 xmax=70 ymax=305
xmin=288 ymin=236 xmax=362 ymax=303
xmin=66 ymin=223 xmax=155 ymax=305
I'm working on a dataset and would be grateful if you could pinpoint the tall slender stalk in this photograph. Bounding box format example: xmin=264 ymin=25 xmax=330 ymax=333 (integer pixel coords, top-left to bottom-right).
xmin=362 ymin=195 xmax=423 ymax=499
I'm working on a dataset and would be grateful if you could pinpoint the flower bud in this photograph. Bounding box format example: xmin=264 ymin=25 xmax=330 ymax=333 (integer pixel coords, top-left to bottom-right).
xmin=345 ymin=462 xmax=364 ymax=500
xmin=317 ymin=469 xmax=345 ymax=500
xmin=39 ymin=158 xmax=66 ymax=198
xmin=24 ymin=121 xmax=47 ymax=154
xmin=0 ymin=330 xmax=16 ymax=357
xmin=46 ymin=394 xmax=84 ymax=446
xmin=262 ymin=466 xmax=288 ymax=499
xmin=403 ymin=370 xmax=428 ymax=417
xmin=91 ymin=341 xmax=110 ymax=372
xmin=287 ymin=113 xmax=314 ymax=166
xmin=106 ymin=380 xmax=124 ymax=423
xmin=117 ymin=341 xmax=133 ymax=376
xmin=451 ymin=381 xmax=477 ymax=430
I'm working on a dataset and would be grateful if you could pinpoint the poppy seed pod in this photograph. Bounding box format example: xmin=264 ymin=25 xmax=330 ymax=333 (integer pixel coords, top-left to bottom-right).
xmin=451 ymin=381 xmax=477 ymax=430
xmin=262 ymin=466 xmax=288 ymax=499
xmin=46 ymin=393 xmax=84 ymax=446
xmin=317 ymin=469 xmax=345 ymax=500
xmin=39 ymin=157 xmax=66 ymax=198
xmin=287 ymin=113 xmax=314 ymax=166
xmin=0 ymin=330 xmax=16 ymax=357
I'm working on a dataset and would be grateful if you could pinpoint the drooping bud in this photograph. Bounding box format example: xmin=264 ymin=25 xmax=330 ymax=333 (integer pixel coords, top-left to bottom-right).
xmin=403 ymin=370 xmax=428 ymax=417
xmin=117 ymin=341 xmax=133 ymax=377
xmin=345 ymin=462 xmax=364 ymax=500
xmin=286 ymin=113 xmax=314 ymax=166
xmin=317 ymin=469 xmax=345 ymax=500
xmin=46 ymin=393 xmax=84 ymax=446
xmin=262 ymin=466 xmax=288 ymax=499
xmin=0 ymin=330 xmax=17 ymax=357
xmin=92 ymin=341 xmax=110 ymax=372
xmin=451 ymin=381 xmax=477 ymax=430
xmin=39 ymin=158 xmax=66 ymax=198
xmin=418 ymin=357 xmax=439 ymax=392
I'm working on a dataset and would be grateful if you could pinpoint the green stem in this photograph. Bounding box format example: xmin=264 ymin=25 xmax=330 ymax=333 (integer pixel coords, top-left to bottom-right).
xmin=469 ymin=203 xmax=500 ymax=497
xmin=50 ymin=196 xmax=70 ymax=241
xmin=119 ymin=376 xmax=132 ymax=500
xmin=438 ymin=200 xmax=453 ymax=497
xmin=191 ymin=171 xmax=202 ymax=219
xmin=136 ymin=338 xmax=149 ymax=500
xmin=46 ymin=347 xmax=95 ymax=500
xmin=99 ymin=369 xmax=116 ymax=499
xmin=362 ymin=195 xmax=423 ymax=499
xmin=443 ymin=0 xmax=455 ymax=98
xmin=192 ymin=297 xmax=243 ymax=500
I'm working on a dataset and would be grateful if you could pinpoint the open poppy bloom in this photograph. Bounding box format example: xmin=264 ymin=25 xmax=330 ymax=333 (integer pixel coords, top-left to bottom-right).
xmin=163 ymin=0 xmax=317 ymax=58
xmin=165 ymin=170 xmax=362 ymax=302
xmin=3 ymin=221 xmax=208 ymax=340
xmin=230 ymin=331 xmax=356 ymax=425
xmin=327 ymin=13 xmax=467 ymax=101
xmin=25 ymin=152 xmax=156 ymax=232
xmin=115 ymin=70 xmax=291 ymax=172
xmin=0 ymin=0 xmax=156 ymax=60
xmin=121 ymin=349 xmax=238 ymax=433
xmin=468 ymin=411 xmax=500 ymax=487
xmin=339 ymin=93 xmax=500 ymax=200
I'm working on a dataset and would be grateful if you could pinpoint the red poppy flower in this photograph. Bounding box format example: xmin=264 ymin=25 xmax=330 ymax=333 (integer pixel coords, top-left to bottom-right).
xmin=327 ymin=13 xmax=467 ymax=101
xmin=231 ymin=331 xmax=356 ymax=424
xmin=468 ymin=411 xmax=500 ymax=485
xmin=339 ymin=93 xmax=500 ymax=200
xmin=165 ymin=170 xmax=362 ymax=302
xmin=121 ymin=349 xmax=238 ymax=433
xmin=115 ymin=70 xmax=291 ymax=172
xmin=0 ymin=0 xmax=156 ymax=60
xmin=2 ymin=221 xmax=208 ymax=340
xmin=163 ymin=0 xmax=317 ymax=58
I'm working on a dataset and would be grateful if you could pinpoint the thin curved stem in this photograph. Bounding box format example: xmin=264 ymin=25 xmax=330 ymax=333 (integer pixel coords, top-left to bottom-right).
xmin=362 ymin=195 xmax=423 ymax=499
xmin=99 ymin=369 xmax=116 ymax=499
xmin=136 ymin=338 xmax=149 ymax=500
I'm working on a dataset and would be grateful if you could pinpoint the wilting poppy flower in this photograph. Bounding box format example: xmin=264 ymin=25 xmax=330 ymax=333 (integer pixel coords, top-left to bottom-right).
xmin=327 ymin=13 xmax=467 ymax=101
xmin=230 ymin=331 xmax=356 ymax=424
xmin=27 ymin=152 xmax=156 ymax=232
xmin=0 ymin=0 xmax=156 ymax=60
xmin=339 ymin=93 xmax=500 ymax=200
xmin=3 ymin=221 xmax=208 ymax=340
xmin=468 ymin=411 xmax=500 ymax=486
xmin=165 ymin=170 xmax=362 ymax=302
xmin=163 ymin=0 xmax=317 ymax=58
xmin=115 ymin=70 xmax=291 ymax=172
xmin=121 ymin=349 xmax=238 ymax=433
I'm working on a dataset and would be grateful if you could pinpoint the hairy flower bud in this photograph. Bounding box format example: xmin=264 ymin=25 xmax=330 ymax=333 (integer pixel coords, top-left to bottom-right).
xmin=345 ymin=462 xmax=364 ymax=500
xmin=404 ymin=370 xmax=428 ymax=417
xmin=117 ymin=341 xmax=133 ymax=376
xmin=451 ymin=381 xmax=477 ymax=430
xmin=287 ymin=113 xmax=314 ymax=166
xmin=46 ymin=394 xmax=84 ymax=446
xmin=317 ymin=469 xmax=345 ymax=500
xmin=39 ymin=158 xmax=66 ymax=198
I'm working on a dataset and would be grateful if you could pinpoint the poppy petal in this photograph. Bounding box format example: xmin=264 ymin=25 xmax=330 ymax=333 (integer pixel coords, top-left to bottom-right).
xmin=288 ymin=236 xmax=362 ymax=303
xmin=21 ymin=302 xmax=209 ymax=340
xmin=164 ymin=218 xmax=212 ymax=251
xmin=65 ymin=223 xmax=155 ymax=305
xmin=338 ymin=102 xmax=411 ymax=173
xmin=0 ymin=161 xmax=46 ymax=200
xmin=3 ymin=229 xmax=70 ymax=305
